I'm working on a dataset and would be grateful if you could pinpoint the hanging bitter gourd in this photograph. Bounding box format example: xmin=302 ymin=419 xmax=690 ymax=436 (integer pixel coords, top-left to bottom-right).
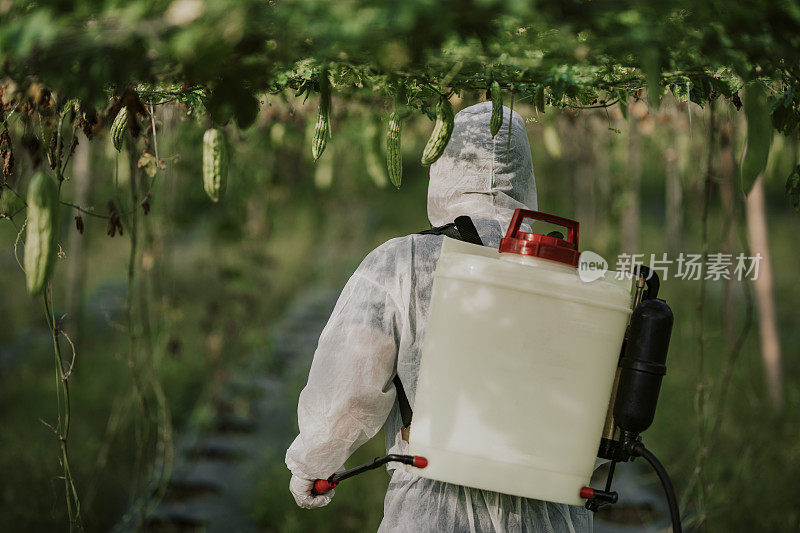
xmin=386 ymin=110 xmax=402 ymax=188
xmin=203 ymin=128 xmax=229 ymax=202
xmin=312 ymin=71 xmax=331 ymax=162
xmin=111 ymin=107 xmax=128 ymax=152
xmin=421 ymin=97 xmax=455 ymax=166
xmin=24 ymin=172 xmax=59 ymax=295
xmin=489 ymin=81 xmax=503 ymax=137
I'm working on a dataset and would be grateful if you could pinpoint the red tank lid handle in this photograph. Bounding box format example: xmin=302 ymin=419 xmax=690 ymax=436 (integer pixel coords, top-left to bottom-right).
xmin=504 ymin=209 xmax=580 ymax=248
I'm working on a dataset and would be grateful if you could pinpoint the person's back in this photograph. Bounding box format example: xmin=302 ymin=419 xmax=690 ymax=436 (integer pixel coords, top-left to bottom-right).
xmin=286 ymin=102 xmax=591 ymax=532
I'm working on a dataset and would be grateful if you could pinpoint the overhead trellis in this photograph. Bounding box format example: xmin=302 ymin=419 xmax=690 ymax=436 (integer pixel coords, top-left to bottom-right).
xmin=1 ymin=0 xmax=799 ymax=205
xmin=2 ymin=1 xmax=799 ymax=111
xmin=1 ymin=0 xmax=798 ymax=229
xmin=0 ymin=0 xmax=798 ymax=200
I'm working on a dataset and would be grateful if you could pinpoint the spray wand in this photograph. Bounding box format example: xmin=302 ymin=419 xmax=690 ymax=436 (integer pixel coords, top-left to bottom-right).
xmin=311 ymin=454 xmax=428 ymax=495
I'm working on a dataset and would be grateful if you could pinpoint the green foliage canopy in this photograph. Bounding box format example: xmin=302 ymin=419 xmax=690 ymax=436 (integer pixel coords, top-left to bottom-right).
xmin=1 ymin=0 xmax=799 ymax=122
xmin=2 ymin=1 xmax=800 ymax=203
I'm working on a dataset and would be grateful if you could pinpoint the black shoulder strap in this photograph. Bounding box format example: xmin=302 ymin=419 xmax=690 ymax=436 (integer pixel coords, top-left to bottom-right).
xmin=392 ymin=216 xmax=483 ymax=428
xmin=393 ymin=374 xmax=413 ymax=428
xmin=417 ymin=215 xmax=484 ymax=246
xmin=453 ymin=216 xmax=483 ymax=246
xmin=418 ymin=222 xmax=460 ymax=239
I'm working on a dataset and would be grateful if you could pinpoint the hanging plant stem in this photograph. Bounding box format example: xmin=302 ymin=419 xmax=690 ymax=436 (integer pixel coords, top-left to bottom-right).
xmin=681 ymin=102 xmax=717 ymax=530
xmin=42 ymin=287 xmax=83 ymax=532
xmin=114 ymin=134 xmax=174 ymax=530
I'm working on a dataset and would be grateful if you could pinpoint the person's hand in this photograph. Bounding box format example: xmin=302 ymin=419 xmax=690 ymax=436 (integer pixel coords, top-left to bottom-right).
xmin=289 ymin=474 xmax=335 ymax=509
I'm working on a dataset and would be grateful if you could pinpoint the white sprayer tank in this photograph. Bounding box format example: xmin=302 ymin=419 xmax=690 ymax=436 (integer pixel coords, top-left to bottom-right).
xmin=409 ymin=210 xmax=632 ymax=506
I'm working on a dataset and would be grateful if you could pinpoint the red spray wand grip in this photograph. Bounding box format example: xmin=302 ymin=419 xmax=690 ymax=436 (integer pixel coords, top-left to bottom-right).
xmin=312 ymin=478 xmax=338 ymax=495
xmin=311 ymin=454 xmax=427 ymax=495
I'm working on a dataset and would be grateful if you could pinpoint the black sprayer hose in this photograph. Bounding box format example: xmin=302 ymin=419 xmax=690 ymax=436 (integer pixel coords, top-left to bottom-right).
xmin=633 ymin=442 xmax=682 ymax=533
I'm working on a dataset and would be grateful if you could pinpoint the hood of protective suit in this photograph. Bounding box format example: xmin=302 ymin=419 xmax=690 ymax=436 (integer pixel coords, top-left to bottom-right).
xmin=427 ymin=101 xmax=537 ymax=229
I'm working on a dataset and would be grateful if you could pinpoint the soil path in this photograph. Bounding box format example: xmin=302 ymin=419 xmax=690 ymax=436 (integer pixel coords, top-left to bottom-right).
xmin=139 ymin=290 xmax=339 ymax=532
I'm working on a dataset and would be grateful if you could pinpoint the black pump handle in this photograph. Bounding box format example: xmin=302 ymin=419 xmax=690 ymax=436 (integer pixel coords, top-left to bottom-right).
xmin=633 ymin=265 xmax=659 ymax=300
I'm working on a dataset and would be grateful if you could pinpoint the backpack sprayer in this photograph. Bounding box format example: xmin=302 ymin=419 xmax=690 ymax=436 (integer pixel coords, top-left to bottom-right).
xmin=312 ymin=211 xmax=681 ymax=532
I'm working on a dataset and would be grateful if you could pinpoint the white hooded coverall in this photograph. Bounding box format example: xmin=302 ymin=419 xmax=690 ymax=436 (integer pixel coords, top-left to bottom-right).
xmin=286 ymin=102 xmax=591 ymax=532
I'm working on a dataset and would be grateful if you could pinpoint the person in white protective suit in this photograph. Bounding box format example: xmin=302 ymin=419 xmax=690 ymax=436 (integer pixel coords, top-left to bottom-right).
xmin=286 ymin=101 xmax=592 ymax=532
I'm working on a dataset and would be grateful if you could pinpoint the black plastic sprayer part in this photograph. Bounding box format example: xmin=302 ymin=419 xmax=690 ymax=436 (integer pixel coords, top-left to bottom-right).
xmin=633 ymin=264 xmax=660 ymax=300
xmin=598 ymin=265 xmax=662 ymax=462
xmin=614 ymin=298 xmax=673 ymax=435
xmin=588 ymin=268 xmax=680 ymax=530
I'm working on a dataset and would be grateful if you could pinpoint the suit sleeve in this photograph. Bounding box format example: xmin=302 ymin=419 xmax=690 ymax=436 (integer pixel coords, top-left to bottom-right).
xmin=285 ymin=267 xmax=401 ymax=479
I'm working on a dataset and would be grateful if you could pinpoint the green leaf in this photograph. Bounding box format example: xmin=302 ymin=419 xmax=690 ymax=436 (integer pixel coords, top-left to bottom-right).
xmin=618 ymin=93 xmax=628 ymax=120
xmin=771 ymin=89 xmax=799 ymax=136
xmin=233 ymin=91 xmax=260 ymax=130
xmin=741 ymin=83 xmax=773 ymax=194
xmin=205 ymin=81 xmax=259 ymax=128
xmin=786 ymin=165 xmax=800 ymax=211
xmin=0 ymin=187 xmax=25 ymax=216
xmin=205 ymin=86 xmax=234 ymax=125
xmin=642 ymin=48 xmax=662 ymax=108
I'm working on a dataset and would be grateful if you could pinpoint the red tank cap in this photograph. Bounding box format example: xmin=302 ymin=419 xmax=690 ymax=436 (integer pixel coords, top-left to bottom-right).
xmin=412 ymin=456 xmax=428 ymax=468
xmin=579 ymin=487 xmax=594 ymax=500
xmin=499 ymin=209 xmax=580 ymax=267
